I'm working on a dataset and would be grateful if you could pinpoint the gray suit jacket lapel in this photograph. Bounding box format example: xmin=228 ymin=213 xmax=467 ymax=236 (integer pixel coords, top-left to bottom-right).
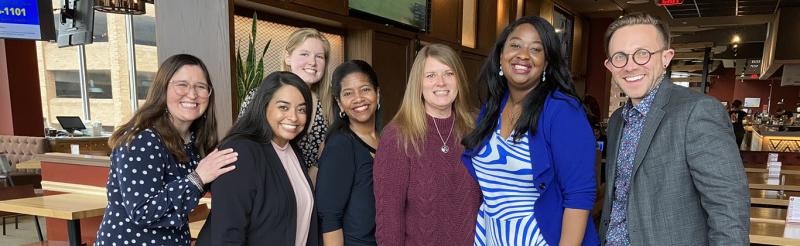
xmin=631 ymin=78 xmax=672 ymax=177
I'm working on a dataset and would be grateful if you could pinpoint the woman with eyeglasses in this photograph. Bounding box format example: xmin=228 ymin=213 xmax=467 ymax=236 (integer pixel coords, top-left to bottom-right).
xmin=460 ymin=16 xmax=598 ymax=245
xmin=95 ymin=54 xmax=238 ymax=246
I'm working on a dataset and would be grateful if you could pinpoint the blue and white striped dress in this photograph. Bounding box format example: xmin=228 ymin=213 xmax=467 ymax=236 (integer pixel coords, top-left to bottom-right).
xmin=471 ymin=123 xmax=548 ymax=246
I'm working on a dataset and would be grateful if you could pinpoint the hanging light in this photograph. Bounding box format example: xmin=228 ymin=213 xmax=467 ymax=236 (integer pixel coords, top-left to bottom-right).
xmin=94 ymin=0 xmax=146 ymax=15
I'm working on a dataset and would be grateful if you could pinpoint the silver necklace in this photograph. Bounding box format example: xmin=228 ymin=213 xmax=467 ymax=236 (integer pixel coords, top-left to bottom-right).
xmin=432 ymin=116 xmax=454 ymax=153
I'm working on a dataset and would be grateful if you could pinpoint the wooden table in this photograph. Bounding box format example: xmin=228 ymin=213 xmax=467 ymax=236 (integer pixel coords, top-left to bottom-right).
xmin=750 ymin=222 xmax=800 ymax=245
xmin=190 ymin=219 xmax=205 ymax=239
xmin=0 ymin=193 xmax=107 ymax=246
xmin=15 ymin=159 xmax=41 ymax=169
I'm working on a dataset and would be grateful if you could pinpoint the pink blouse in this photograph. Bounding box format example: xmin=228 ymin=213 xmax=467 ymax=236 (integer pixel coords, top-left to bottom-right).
xmin=272 ymin=141 xmax=314 ymax=246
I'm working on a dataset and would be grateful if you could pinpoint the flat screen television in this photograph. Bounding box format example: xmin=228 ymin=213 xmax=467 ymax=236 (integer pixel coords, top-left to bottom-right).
xmin=349 ymin=0 xmax=429 ymax=31
xmin=0 ymin=0 xmax=56 ymax=40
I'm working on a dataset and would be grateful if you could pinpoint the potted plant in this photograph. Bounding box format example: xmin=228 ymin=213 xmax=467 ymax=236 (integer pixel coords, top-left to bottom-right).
xmin=235 ymin=13 xmax=270 ymax=115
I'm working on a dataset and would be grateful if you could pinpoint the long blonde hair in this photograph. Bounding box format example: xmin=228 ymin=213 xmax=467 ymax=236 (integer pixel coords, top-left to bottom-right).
xmin=392 ymin=44 xmax=475 ymax=154
xmin=284 ymin=28 xmax=333 ymax=124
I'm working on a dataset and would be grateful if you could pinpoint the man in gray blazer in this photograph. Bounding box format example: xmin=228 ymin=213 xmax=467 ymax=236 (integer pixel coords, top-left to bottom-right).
xmin=599 ymin=13 xmax=750 ymax=245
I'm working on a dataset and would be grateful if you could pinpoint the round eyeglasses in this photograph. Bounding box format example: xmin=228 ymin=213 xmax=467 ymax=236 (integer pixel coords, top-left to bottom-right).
xmin=170 ymin=81 xmax=213 ymax=97
xmin=608 ymin=48 xmax=665 ymax=68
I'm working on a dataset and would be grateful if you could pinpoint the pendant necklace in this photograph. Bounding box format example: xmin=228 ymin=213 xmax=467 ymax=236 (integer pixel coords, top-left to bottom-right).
xmin=432 ymin=116 xmax=454 ymax=153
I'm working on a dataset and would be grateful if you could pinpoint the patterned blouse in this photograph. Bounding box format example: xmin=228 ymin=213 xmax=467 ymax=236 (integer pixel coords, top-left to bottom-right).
xmin=297 ymin=100 xmax=328 ymax=168
xmin=95 ymin=129 xmax=203 ymax=246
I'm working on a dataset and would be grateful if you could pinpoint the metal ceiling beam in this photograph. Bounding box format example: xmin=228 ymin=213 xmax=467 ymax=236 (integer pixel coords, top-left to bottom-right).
xmin=671 ymin=76 xmax=705 ymax=82
xmin=693 ymin=0 xmax=702 ymax=17
xmin=672 ymin=42 xmax=714 ymax=49
xmin=674 ymin=52 xmax=706 ymax=59
xmin=672 ymin=64 xmax=705 ymax=71
xmin=668 ymin=15 xmax=771 ymax=28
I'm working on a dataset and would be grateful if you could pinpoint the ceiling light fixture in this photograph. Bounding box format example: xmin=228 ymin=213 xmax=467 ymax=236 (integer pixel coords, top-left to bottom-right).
xmin=731 ymin=34 xmax=741 ymax=44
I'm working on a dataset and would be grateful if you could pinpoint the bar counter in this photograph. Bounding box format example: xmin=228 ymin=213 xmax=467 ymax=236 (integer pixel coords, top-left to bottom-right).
xmin=37 ymin=152 xmax=111 ymax=244
xmin=750 ymin=126 xmax=800 ymax=152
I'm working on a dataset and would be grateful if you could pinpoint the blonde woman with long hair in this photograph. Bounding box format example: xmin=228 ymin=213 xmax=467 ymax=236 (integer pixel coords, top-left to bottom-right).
xmin=373 ymin=44 xmax=481 ymax=245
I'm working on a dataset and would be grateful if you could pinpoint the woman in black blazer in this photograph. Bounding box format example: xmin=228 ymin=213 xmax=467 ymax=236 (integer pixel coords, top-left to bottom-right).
xmin=197 ymin=71 xmax=320 ymax=246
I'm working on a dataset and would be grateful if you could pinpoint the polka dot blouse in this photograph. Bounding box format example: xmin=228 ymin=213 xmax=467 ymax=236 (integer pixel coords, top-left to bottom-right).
xmin=94 ymin=129 xmax=204 ymax=246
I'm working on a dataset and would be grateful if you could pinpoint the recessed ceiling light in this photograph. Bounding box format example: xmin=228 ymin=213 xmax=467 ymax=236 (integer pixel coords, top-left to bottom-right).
xmin=626 ymin=0 xmax=649 ymax=4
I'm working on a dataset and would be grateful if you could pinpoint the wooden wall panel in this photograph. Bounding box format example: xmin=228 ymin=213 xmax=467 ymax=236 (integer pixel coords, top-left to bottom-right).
xmin=156 ymin=0 xmax=235 ymax=137
xmin=460 ymin=51 xmax=487 ymax=109
xmin=428 ymin=0 xmax=463 ymax=45
xmin=347 ymin=29 xmax=374 ymax=63
xmin=371 ymin=32 xmax=413 ymax=124
xmin=289 ymin=0 xmax=347 ymax=15
xmin=477 ymin=0 xmax=499 ymax=54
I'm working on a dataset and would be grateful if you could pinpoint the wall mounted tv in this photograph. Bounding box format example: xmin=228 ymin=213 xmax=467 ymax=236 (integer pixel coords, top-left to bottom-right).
xmin=349 ymin=0 xmax=429 ymax=31
xmin=0 ymin=0 xmax=56 ymax=40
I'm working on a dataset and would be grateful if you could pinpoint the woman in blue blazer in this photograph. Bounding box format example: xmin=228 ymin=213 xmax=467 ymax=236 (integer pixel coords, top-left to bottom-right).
xmin=460 ymin=15 xmax=599 ymax=246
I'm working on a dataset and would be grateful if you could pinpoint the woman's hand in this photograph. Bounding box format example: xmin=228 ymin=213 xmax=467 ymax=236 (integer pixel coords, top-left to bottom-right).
xmin=195 ymin=148 xmax=238 ymax=184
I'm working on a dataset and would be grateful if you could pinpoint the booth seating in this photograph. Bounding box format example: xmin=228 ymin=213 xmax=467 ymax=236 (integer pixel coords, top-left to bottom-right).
xmin=0 ymin=135 xmax=47 ymax=188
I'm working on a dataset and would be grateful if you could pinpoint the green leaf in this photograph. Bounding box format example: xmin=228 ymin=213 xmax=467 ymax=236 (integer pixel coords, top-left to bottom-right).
xmin=234 ymin=12 xmax=272 ymax=109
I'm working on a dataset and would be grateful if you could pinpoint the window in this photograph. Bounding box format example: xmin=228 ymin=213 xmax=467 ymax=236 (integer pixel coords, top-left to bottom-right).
xmin=136 ymin=72 xmax=155 ymax=99
xmin=54 ymin=70 xmax=112 ymax=99
xmin=37 ymin=2 xmax=157 ymax=128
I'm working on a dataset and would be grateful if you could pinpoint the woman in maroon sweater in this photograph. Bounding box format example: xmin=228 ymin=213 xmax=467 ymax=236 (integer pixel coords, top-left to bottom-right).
xmin=373 ymin=43 xmax=482 ymax=245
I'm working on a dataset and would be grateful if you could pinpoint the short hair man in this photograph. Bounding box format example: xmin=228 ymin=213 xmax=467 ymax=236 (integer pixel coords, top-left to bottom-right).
xmin=599 ymin=12 xmax=750 ymax=245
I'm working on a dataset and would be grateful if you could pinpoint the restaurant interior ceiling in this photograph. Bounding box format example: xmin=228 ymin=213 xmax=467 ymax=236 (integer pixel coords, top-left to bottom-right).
xmin=559 ymin=0 xmax=800 ymax=80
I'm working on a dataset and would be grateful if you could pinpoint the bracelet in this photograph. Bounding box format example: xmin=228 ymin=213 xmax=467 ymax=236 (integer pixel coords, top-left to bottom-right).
xmin=187 ymin=171 xmax=204 ymax=193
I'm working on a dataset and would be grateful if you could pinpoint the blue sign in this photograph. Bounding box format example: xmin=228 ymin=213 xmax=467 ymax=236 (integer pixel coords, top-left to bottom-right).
xmin=0 ymin=0 xmax=40 ymax=25
xmin=0 ymin=0 xmax=45 ymax=39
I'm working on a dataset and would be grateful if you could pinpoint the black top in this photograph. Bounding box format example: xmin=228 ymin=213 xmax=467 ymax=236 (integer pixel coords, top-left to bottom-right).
xmin=95 ymin=129 xmax=203 ymax=246
xmin=729 ymin=109 xmax=747 ymax=130
xmin=196 ymin=137 xmax=320 ymax=246
xmin=315 ymin=128 xmax=377 ymax=246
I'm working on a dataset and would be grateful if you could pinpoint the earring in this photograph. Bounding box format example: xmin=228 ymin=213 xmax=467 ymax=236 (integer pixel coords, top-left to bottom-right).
xmin=542 ymin=70 xmax=547 ymax=82
xmin=498 ymin=66 xmax=504 ymax=76
xmin=339 ymin=111 xmax=346 ymax=118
